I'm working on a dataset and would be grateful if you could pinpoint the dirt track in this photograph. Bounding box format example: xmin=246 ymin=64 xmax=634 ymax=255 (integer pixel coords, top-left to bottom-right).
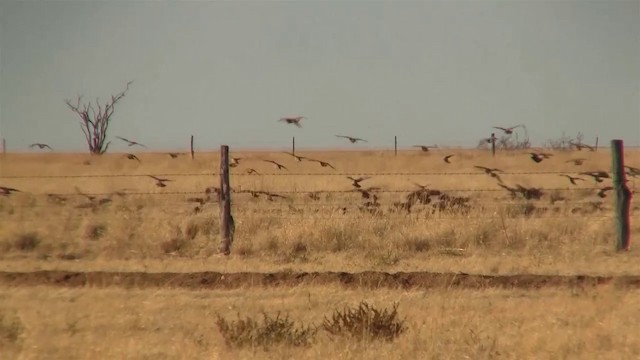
xmin=2 ymin=271 xmax=640 ymax=290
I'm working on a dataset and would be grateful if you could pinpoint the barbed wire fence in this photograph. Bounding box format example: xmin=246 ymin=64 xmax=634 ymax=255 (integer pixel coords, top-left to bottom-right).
xmin=0 ymin=141 xmax=635 ymax=253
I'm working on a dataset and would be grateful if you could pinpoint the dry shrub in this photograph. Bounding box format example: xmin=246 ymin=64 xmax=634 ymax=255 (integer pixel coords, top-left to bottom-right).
xmin=0 ymin=310 xmax=24 ymax=349
xmin=161 ymin=237 xmax=186 ymax=254
xmin=322 ymin=301 xmax=406 ymax=342
xmin=13 ymin=232 xmax=41 ymax=251
xmin=216 ymin=312 xmax=317 ymax=350
xmin=84 ymin=223 xmax=107 ymax=241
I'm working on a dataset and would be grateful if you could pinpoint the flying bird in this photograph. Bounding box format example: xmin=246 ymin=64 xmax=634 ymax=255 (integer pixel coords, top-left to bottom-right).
xmin=279 ymin=116 xmax=305 ymax=127
xmin=168 ymin=153 xmax=180 ymax=159
xmin=443 ymin=154 xmax=454 ymax=163
xmin=148 ymin=175 xmax=171 ymax=188
xmin=493 ymin=125 xmax=523 ymax=135
xmin=597 ymin=186 xmax=614 ymax=198
xmin=529 ymin=152 xmax=553 ymax=163
xmin=116 ymin=136 xmax=146 ymax=148
xmin=625 ymin=166 xmax=640 ymax=178
xmin=570 ymin=142 xmax=595 ymax=151
xmin=580 ymin=171 xmax=610 ymax=183
xmin=230 ymin=157 xmax=242 ymax=168
xmin=336 ymin=135 xmax=367 ymax=143
xmin=29 ymin=143 xmax=52 ymax=150
xmin=308 ymin=158 xmax=335 ymax=169
xmin=347 ymin=176 xmax=371 ymax=189
xmin=559 ymin=174 xmax=585 ymax=186
xmin=125 ymin=153 xmax=141 ymax=162
xmin=413 ymin=145 xmax=438 ymax=152
xmin=0 ymin=186 xmax=21 ymax=196
xmin=246 ymin=168 xmax=259 ymax=175
xmin=263 ymin=159 xmax=288 ymax=171
xmin=283 ymin=152 xmax=308 ymax=162
xmin=566 ymin=158 xmax=587 ymax=166
xmin=474 ymin=166 xmax=503 ymax=182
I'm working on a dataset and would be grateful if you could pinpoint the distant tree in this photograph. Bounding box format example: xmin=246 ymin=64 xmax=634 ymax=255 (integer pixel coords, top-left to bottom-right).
xmin=65 ymin=81 xmax=133 ymax=155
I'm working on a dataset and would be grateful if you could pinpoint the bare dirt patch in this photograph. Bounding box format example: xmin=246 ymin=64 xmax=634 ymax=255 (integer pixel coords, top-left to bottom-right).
xmin=2 ymin=270 xmax=640 ymax=290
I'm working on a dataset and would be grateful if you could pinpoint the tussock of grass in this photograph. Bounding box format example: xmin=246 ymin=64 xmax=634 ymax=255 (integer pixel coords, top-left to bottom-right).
xmin=322 ymin=301 xmax=407 ymax=342
xmin=216 ymin=312 xmax=317 ymax=349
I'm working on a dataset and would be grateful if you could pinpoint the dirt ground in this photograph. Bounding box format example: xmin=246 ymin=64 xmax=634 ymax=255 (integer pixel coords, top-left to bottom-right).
xmin=2 ymin=270 xmax=640 ymax=291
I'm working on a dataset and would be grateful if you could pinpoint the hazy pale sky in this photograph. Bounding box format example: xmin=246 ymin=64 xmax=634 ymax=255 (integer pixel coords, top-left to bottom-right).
xmin=1 ymin=0 xmax=639 ymax=152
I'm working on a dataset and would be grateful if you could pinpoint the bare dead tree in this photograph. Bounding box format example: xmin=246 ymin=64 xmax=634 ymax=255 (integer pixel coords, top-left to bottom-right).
xmin=65 ymin=81 xmax=133 ymax=154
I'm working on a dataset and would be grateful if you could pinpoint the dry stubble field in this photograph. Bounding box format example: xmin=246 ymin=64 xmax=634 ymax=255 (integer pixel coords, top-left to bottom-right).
xmin=1 ymin=147 xmax=640 ymax=358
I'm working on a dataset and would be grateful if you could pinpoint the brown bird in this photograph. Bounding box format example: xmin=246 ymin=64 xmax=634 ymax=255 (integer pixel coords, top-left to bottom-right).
xmin=597 ymin=186 xmax=614 ymax=198
xmin=566 ymin=158 xmax=587 ymax=166
xmin=580 ymin=171 xmax=610 ymax=183
xmin=353 ymin=187 xmax=381 ymax=200
xmin=29 ymin=143 xmax=52 ymax=150
xmin=279 ymin=116 xmax=305 ymax=127
xmin=413 ymin=145 xmax=438 ymax=152
xmin=493 ymin=125 xmax=523 ymax=135
xmin=186 ymin=197 xmax=207 ymax=205
xmin=125 ymin=153 xmax=141 ymax=162
xmin=559 ymin=174 xmax=585 ymax=186
xmin=258 ymin=191 xmax=288 ymax=201
xmin=148 ymin=175 xmax=171 ymax=187
xmin=443 ymin=154 xmax=454 ymax=163
xmin=336 ymin=135 xmax=367 ymax=143
xmin=307 ymin=192 xmax=321 ymax=201
xmin=230 ymin=157 xmax=242 ymax=168
xmin=309 ymin=158 xmax=335 ymax=169
xmin=263 ymin=159 xmax=288 ymax=171
xmin=347 ymin=176 xmax=371 ymax=188
xmin=570 ymin=141 xmax=595 ymax=151
xmin=529 ymin=152 xmax=553 ymax=163
xmin=116 ymin=136 xmax=146 ymax=148
xmin=625 ymin=166 xmax=640 ymax=178
xmin=246 ymin=168 xmax=259 ymax=175
xmin=0 ymin=186 xmax=21 ymax=196
xmin=474 ymin=166 xmax=503 ymax=180
xmin=283 ymin=152 xmax=308 ymax=162
xmin=168 ymin=153 xmax=180 ymax=159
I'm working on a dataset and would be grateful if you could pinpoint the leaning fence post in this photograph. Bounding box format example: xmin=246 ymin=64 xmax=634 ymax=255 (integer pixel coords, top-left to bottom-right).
xmin=611 ymin=139 xmax=632 ymax=251
xmin=219 ymin=145 xmax=233 ymax=255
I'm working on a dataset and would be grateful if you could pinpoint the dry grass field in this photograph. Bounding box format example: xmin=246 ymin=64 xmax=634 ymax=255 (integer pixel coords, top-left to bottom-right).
xmin=2 ymin=147 xmax=640 ymax=359
xmin=0 ymin=147 xmax=639 ymax=274
xmin=2 ymin=285 xmax=640 ymax=359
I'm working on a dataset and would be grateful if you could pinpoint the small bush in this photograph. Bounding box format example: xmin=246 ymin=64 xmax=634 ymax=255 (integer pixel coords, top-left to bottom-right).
xmin=85 ymin=223 xmax=107 ymax=240
xmin=161 ymin=237 xmax=185 ymax=254
xmin=13 ymin=232 xmax=40 ymax=251
xmin=0 ymin=310 xmax=24 ymax=348
xmin=323 ymin=301 xmax=406 ymax=342
xmin=216 ymin=312 xmax=317 ymax=349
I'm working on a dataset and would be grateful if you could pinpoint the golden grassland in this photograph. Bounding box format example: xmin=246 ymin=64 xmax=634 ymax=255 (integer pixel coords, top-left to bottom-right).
xmin=1 ymin=148 xmax=639 ymax=275
xmin=2 ymin=285 xmax=640 ymax=359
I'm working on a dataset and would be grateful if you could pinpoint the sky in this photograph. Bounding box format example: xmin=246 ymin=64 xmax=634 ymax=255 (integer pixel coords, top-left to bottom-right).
xmin=0 ymin=0 xmax=639 ymax=152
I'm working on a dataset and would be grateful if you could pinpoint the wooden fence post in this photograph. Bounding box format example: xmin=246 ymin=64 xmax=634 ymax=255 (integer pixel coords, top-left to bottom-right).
xmin=611 ymin=139 xmax=632 ymax=251
xmin=292 ymin=137 xmax=295 ymax=156
xmin=595 ymin=137 xmax=599 ymax=152
xmin=190 ymin=135 xmax=195 ymax=159
xmin=218 ymin=145 xmax=233 ymax=255
xmin=491 ymin=133 xmax=496 ymax=157
xmin=394 ymin=136 xmax=397 ymax=157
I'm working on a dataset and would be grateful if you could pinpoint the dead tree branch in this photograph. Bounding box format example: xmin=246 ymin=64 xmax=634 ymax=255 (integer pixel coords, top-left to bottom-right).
xmin=65 ymin=81 xmax=133 ymax=154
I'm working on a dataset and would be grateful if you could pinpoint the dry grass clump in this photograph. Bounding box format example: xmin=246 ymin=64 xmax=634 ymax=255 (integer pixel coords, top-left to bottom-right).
xmin=216 ymin=312 xmax=318 ymax=349
xmin=322 ymin=301 xmax=406 ymax=342
xmin=12 ymin=232 xmax=41 ymax=252
xmin=0 ymin=309 xmax=24 ymax=357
